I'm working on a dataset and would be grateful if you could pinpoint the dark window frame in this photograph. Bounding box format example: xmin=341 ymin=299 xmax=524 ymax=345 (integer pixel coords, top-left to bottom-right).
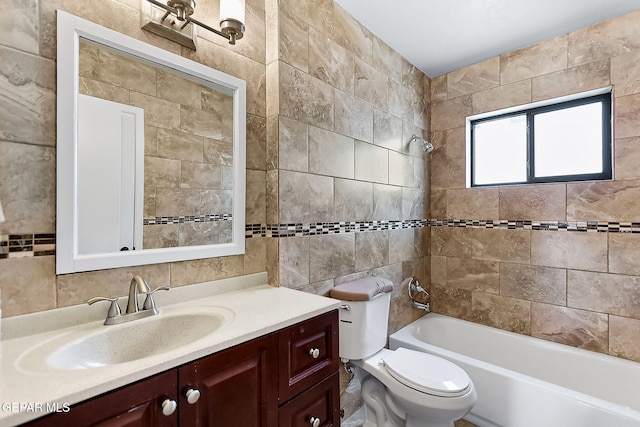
xmin=469 ymin=92 xmax=613 ymax=187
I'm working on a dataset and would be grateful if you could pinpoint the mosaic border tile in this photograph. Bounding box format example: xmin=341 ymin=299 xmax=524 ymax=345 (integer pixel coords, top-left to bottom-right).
xmin=427 ymin=219 xmax=640 ymax=233
xmin=143 ymin=214 xmax=232 ymax=225
xmin=245 ymin=219 xmax=640 ymax=238
xmin=3 ymin=219 xmax=640 ymax=259
xmin=0 ymin=233 xmax=56 ymax=259
xmin=245 ymin=220 xmax=429 ymax=238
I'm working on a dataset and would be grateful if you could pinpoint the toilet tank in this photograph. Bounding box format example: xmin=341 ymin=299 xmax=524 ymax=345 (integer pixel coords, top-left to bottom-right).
xmin=330 ymin=278 xmax=392 ymax=360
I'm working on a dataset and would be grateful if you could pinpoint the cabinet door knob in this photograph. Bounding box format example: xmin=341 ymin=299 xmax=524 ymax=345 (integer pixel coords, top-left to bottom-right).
xmin=161 ymin=399 xmax=177 ymax=416
xmin=308 ymin=348 xmax=320 ymax=359
xmin=309 ymin=416 xmax=321 ymax=427
xmin=185 ymin=388 xmax=201 ymax=404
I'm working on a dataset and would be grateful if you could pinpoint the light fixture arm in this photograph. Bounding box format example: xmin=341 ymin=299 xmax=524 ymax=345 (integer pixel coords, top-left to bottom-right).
xmin=145 ymin=0 xmax=234 ymax=44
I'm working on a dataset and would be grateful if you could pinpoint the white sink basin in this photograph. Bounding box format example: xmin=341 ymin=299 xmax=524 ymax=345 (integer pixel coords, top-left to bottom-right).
xmin=18 ymin=305 xmax=234 ymax=371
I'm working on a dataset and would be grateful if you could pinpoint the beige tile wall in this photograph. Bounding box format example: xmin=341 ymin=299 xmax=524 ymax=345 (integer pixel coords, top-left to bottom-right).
xmin=431 ymin=10 xmax=640 ymax=364
xmin=267 ymin=0 xmax=431 ymax=331
xmin=266 ymin=0 xmax=432 ymax=416
xmin=1 ymin=0 xmax=429 ymax=419
xmin=10 ymin=0 xmax=640 ymax=422
xmin=0 ymin=0 xmax=268 ymax=316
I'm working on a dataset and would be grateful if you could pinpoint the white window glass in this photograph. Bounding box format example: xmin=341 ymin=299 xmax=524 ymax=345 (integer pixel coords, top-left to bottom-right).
xmin=534 ymin=102 xmax=603 ymax=177
xmin=473 ymin=115 xmax=527 ymax=185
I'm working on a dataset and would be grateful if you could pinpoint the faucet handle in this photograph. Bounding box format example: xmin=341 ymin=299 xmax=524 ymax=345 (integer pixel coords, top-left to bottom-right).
xmin=149 ymin=285 xmax=171 ymax=294
xmin=142 ymin=285 xmax=171 ymax=311
xmin=87 ymin=296 xmax=122 ymax=319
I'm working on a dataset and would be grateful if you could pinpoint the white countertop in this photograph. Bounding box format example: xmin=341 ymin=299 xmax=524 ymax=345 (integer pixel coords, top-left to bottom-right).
xmin=0 ymin=273 xmax=341 ymax=426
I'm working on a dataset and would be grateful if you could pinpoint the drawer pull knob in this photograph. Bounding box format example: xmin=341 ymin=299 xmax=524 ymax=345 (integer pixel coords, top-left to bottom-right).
xmin=308 ymin=348 xmax=320 ymax=359
xmin=185 ymin=388 xmax=201 ymax=404
xmin=161 ymin=399 xmax=177 ymax=416
xmin=309 ymin=416 xmax=321 ymax=427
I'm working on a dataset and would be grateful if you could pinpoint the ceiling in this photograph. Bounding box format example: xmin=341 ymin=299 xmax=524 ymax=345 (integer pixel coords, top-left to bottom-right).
xmin=333 ymin=0 xmax=640 ymax=77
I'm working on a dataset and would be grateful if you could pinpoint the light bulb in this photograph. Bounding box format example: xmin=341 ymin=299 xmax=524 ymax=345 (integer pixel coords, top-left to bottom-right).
xmin=220 ymin=0 xmax=245 ymax=24
xmin=219 ymin=0 xmax=245 ymax=44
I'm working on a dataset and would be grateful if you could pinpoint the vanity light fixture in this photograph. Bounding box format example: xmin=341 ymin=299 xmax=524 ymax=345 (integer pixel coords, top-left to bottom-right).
xmin=143 ymin=0 xmax=245 ymax=45
xmin=219 ymin=0 xmax=246 ymax=44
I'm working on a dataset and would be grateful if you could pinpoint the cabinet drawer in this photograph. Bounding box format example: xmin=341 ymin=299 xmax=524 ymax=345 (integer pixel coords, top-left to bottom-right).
xmin=278 ymin=372 xmax=340 ymax=427
xmin=278 ymin=310 xmax=339 ymax=403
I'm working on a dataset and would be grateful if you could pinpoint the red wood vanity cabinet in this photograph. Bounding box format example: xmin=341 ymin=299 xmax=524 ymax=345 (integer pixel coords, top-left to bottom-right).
xmin=278 ymin=310 xmax=340 ymax=427
xmin=24 ymin=310 xmax=339 ymax=427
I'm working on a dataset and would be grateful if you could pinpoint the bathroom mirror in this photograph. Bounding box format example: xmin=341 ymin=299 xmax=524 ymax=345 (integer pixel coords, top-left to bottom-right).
xmin=56 ymin=10 xmax=246 ymax=274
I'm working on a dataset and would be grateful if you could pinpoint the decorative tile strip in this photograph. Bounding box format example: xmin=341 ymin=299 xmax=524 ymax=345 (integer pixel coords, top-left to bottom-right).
xmin=33 ymin=233 xmax=56 ymax=256
xmin=428 ymin=219 xmax=638 ymax=233
xmin=244 ymin=219 xmax=430 ymax=238
xmin=4 ymin=218 xmax=640 ymax=260
xmin=144 ymin=214 xmax=232 ymax=225
xmin=245 ymin=219 xmax=640 ymax=238
xmin=0 ymin=233 xmax=55 ymax=259
xmin=0 ymin=234 xmax=7 ymax=259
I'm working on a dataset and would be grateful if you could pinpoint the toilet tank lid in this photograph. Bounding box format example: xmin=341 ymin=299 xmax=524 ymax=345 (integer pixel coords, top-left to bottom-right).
xmin=330 ymin=277 xmax=393 ymax=301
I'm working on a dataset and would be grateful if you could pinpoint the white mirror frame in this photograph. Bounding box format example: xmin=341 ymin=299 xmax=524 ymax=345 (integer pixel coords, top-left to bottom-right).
xmin=56 ymin=10 xmax=246 ymax=274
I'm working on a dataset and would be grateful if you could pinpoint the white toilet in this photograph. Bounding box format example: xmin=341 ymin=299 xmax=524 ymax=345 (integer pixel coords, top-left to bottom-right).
xmin=331 ymin=277 xmax=477 ymax=427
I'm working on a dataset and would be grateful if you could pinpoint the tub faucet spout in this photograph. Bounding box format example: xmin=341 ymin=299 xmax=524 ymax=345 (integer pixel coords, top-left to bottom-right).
xmin=412 ymin=301 xmax=430 ymax=312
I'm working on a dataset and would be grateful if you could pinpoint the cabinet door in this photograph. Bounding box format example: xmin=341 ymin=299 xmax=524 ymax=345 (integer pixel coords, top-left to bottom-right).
xmin=178 ymin=333 xmax=279 ymax=427
xmin=279 ymin=310 xmax=339 ymax=403
xmin=279 ymin=372 xmax=340 ymax=427
xmin=24 ymin=370 xmax=178 ymax=427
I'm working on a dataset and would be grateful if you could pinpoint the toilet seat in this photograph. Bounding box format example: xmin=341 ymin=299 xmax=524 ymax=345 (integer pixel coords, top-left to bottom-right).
xmin=382 ymin=348 xmax=471 ymax=397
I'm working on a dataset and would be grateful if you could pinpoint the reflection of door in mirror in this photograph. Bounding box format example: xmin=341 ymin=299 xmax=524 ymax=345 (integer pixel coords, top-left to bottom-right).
xmin=78 ymin=39 xmax=234 ymax=250
xmin=77 ymin=94 xmax=144 ymax=255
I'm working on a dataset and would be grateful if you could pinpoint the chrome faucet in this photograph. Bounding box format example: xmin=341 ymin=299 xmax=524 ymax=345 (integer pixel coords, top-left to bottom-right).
xmin=406 ymin=277 xmax=430 ymax=313
xmin=126 ymin=275 xmax=152 ymax=314
xmin=88 ymin=275 xmax=170 ymax=325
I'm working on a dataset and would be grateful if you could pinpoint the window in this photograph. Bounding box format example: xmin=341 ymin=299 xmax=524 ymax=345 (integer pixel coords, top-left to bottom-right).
xmin=468 ymin=90 xmax=613 ymax=187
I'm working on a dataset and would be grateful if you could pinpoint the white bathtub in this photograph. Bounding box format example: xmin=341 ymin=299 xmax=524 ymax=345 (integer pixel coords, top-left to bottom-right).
xmin=389 ymin=313 xmax=640 ymax=427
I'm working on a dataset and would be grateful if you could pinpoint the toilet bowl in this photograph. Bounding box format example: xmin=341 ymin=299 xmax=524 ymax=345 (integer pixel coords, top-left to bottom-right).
xmin=330 ymin=277 xmax=476 ymax=427
xmin=354 ymin=348 xmax=477 ymax=427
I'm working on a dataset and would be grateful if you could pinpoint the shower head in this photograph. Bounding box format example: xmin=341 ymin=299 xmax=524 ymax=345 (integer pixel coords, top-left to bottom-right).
xmin=409 ymin=135 xmax=434 ymax=153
